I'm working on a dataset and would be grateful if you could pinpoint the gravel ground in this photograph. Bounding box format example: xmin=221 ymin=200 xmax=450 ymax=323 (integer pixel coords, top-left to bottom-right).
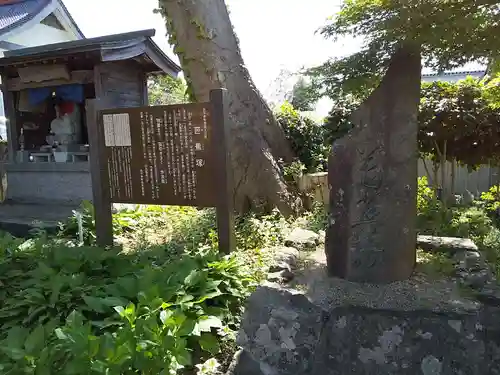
xmin=285 ymin=246 xmax=480 ymax=313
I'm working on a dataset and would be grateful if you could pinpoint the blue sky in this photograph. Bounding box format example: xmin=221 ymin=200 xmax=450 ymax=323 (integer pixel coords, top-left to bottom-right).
xmin=63 ymin=0 xmax=351 ymax=116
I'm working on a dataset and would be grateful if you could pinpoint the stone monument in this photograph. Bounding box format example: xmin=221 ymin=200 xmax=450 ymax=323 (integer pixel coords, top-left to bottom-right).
xmin=325 ymin=46 xmax=421 ymax=283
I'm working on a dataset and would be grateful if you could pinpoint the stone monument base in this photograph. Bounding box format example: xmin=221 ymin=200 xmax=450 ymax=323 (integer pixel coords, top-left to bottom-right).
xmin=228 ymin=248 xmax=500 ymax=375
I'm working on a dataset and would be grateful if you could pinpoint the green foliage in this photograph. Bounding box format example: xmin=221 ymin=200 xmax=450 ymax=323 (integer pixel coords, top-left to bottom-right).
xmin=417 ymin=249 xmax=456 ymax=278
xmin=483 ymin=73 xmax=500 ymax=109
xmin=417 ymin=176 xmax=435 ymax=214
xmin=416 ymin=179 xmax=500 ymax=279
xmin=0 ymin=238 xmax=252 ymax=374
xmin=322 ymin=95 xmax=359 ymax=144
xmin=308 ymin=0 xmax=499 ymax=100
xmin=287 ymin=77 xmax=317 ymax=112
xmin=322 ymin=77 xmax=500 ymax=168
xmin=283 ymin=161 xmax=306 ymax=183
xmin=276 ymin=102 xmax=331 ymax=172
xmin=148 ymin=74 xmax=188 ymax=106
xmin=419 ymin=78 xmax=500 ymax=167
xmin=0 ymin=200 xmax=309 ymax=373
xmin=481 ymin=184 xmax=500 ymax=213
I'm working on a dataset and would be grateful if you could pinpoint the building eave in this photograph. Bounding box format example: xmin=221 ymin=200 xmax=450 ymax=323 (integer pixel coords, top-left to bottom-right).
xmin=54 ymin=0 xmax=84 ymax=39
xmin=0 ymin=0 xmax=55 ymax=40
xmin=0 ymin=29 xmax=182 ymax=76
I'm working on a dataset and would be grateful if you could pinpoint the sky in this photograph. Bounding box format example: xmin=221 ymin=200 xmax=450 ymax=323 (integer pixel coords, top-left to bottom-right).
xmin=62 ymin=0 xmax=355 ymax=116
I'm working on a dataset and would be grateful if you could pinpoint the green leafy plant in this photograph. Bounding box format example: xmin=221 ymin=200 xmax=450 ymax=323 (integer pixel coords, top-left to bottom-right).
xmin=0 ymin=233 xmax=253 ymax=374
xmin=276 ymin=102 xmax=331 ymax=173
xmin=481 ymin=184 xmax=500 ymax=214
xmin=417 ymin=176 xmax=436 ymax=213
xmin=0 ymin=198 xmax=308 ymax=373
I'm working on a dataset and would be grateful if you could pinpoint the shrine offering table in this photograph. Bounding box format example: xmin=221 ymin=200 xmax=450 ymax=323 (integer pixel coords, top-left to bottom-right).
xmin=30 ymin=151 xmax=90 ymax=163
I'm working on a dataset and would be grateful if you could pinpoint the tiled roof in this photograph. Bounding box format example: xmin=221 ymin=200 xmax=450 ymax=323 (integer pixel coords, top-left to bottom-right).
xmin=0 ymin=0 xmax=51 ymax=37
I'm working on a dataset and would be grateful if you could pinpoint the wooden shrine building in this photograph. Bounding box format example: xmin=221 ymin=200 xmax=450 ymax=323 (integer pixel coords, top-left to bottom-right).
xmin=0 ymin=28 xmax=181 ymax=233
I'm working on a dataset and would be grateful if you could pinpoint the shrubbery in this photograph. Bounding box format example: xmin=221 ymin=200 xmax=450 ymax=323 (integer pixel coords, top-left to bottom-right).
xmin=0 ymin=235 xmax=251 ymax=374
xmin=0 ymin=202 xmax=328 ymax=374
xmin=276 ymin=102 xmax=331 ymax=173
xmin=417 ymin=177 xmax=500 ymax=278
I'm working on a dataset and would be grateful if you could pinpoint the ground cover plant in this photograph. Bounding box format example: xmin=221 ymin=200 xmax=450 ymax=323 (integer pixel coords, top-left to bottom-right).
xmin=3 ymin=177 xmax=500 ymax=373
xmin=0 ymin=203 xmax=324 ymax=374
xmin=417 ymin=177 xmax=500 ymax=279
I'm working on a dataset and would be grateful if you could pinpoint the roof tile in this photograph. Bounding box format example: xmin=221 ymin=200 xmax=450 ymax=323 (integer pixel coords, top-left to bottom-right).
xmin=0 ymin=0 xmax=51 ymax=36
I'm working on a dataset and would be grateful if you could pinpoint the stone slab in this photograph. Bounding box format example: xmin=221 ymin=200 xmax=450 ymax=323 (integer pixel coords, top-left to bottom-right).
xmin=284 ymin=228 xmax=319 ymax=251
xmin=230 ymin=286 xmax=500 ymax=375
xmin=417 ymin=235 xmax=479 ymax=253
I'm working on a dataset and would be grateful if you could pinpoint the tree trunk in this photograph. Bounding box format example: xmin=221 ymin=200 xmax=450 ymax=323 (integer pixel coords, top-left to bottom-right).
xmin=156 ymin=0 xmax=295 ymax=214
xmin=432 ymin=162 xmax=439 ymax=192
xmin=450 ymin=158 xmax=456 ymax=203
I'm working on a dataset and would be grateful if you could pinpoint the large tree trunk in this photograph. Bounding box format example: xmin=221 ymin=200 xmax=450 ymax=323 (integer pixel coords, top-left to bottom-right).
xmin=156 ymin=0 xmax=295 ymax=214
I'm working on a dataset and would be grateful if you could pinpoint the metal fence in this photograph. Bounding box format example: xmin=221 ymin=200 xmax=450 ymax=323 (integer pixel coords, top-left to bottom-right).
xmin=417 ymin=159 xmax=500 ymax=198
xmin=298 ymin=160 xmax=500 ymax=206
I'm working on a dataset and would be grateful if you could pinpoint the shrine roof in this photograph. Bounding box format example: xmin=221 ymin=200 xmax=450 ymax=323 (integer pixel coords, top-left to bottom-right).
xmin=0 ymin=28 xmax=181 ymax=76
xmin=0 ymin=0 xmax=84 ymax=39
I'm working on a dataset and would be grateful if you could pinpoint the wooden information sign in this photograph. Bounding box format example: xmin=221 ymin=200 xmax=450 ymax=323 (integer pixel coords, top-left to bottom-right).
xmin=87 ymin=89 xmax=235 ymax=253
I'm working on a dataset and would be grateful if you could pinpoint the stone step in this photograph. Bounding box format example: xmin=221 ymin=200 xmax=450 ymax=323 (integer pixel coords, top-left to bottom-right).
xmin=0 ymin=201 xmax=77 ymax=237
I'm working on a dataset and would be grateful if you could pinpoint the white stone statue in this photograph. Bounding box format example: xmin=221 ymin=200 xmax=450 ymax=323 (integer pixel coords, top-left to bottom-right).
xmin=50 ymin=102 xmax=81 ymax=146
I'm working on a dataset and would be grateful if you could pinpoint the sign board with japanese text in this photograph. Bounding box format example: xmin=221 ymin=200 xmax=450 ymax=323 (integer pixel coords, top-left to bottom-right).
xmin=100 ymin=103 xmax=216 ymax=207
xmin=87 ymin=89 xmax=235 ymax=253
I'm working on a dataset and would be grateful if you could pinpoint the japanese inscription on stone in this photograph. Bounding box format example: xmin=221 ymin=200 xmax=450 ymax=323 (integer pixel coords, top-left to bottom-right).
xmin=99 ymin=103 xmax=215 ymax=207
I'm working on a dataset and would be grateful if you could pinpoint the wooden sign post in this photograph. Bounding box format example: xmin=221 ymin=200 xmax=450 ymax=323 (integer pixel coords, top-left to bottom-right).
xmin=87 ymin=89 xmax=235 ymax=253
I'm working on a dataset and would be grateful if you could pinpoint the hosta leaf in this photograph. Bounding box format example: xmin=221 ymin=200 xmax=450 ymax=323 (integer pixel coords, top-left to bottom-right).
xmin=101 ymin=296 xmax=128 ymax=307
xmin=54 ymin=328 xmax=67 ymax=340
xmin=176 ymin=347 xmax=192 ymax=366
xmin=6 ymin=326 xmax=29 ymax=348
xmin=0 ymin=346 xmax=25 ymax=360
xmin=198 ymin=333 xmax=220 ymax=355
xmin=83 ymin=295 xmax=106 ymax=313
xmin=193 ymin=290 xmax=223 ymax=304
xmin=177 ymin=317 xmax=197 ymax=336
xmin=24 ymin=324 xmax=45 ymax=354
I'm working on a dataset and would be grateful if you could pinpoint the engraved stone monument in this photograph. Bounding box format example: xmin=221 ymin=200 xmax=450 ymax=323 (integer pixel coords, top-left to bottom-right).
xmin=325 ymin=47 xmax=421 ymax=283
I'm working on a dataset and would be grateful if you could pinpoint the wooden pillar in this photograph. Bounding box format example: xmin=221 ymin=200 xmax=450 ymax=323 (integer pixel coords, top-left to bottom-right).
xmin=210 ymin=89 xmax=236 ymax=254
xmin=0 ymin=77 xmax=17 ymax=163
xmin=141 ymin=72 xmax=149 ymax=106
xmin=86 ymin=99 xmax=114 ymax=247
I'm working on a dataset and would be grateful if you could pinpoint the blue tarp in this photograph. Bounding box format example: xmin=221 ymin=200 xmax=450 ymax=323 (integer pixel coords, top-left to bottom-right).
xmin=28 ymin=84 xmax=84 ymax=106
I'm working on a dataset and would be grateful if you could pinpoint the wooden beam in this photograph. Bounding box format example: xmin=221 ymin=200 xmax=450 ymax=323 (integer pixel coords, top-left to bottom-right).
xmin=6 ymin=70 xmax=94 ymax=91
xmin=0 ymin=79 xmax=18 ymax=162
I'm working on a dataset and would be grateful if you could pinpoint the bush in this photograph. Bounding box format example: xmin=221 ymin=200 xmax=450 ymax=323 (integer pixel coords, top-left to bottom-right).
xmin=0 ymin=239 xmax=252 ymax=374
xmin=417 ymin=176 xmax=493 ymax=241
xmin=417 ymin=176 xmax=435 ymax=214
xmin=417 ymin=179 xmax=500 ymax=279
xmin=276 ymin=102 xmax=331 ymax=173
xmin=0 ymin=202 xmax=306 ymax=373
